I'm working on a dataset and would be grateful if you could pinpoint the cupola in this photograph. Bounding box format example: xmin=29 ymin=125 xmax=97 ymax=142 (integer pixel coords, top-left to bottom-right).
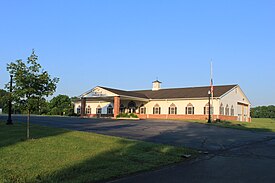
xmin=152 ymin=80 xmax=162 ymax=91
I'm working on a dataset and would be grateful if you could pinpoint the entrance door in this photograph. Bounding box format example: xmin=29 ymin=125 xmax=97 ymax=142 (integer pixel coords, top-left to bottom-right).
xmin=96 ymin=107 xmax=102 ymax=118
xmin=238 ymin=103 xmax=248 ymax=122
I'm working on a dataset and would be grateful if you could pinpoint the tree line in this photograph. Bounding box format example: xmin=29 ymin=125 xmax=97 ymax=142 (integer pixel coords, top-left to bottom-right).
xmin=0 ymin=90 xmax=77 ymax=116
xmin=251 ymin=105 xmax=275 ymax=118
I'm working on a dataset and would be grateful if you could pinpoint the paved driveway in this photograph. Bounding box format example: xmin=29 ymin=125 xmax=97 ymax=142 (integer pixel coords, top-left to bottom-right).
xmin=1 ymin=115 xmax=275 ymax=182
xmin=1 ymin=115 xmax=274 ymax=151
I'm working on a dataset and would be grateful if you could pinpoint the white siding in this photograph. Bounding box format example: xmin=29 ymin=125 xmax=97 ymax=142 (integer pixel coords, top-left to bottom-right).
xmin=143 ymin=99 xmax=219 ymax=115
xmin=220 ymin=86 xmax=251 ymax=118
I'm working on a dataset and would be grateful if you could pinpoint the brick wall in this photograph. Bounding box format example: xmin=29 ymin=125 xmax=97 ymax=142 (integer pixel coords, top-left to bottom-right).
xmin=114 ymin=96 xmax=120 ymax=118
xmin=137 ymin=114 xmax=240 ymax=121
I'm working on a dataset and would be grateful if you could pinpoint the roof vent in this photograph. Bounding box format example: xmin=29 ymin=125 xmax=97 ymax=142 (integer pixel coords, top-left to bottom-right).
xmin=152 ymin=80 xmax=162 ymax=91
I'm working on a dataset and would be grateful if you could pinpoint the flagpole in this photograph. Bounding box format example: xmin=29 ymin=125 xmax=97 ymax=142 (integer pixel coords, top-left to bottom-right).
xmin=210 ymin=61 xmax=214 ymax=121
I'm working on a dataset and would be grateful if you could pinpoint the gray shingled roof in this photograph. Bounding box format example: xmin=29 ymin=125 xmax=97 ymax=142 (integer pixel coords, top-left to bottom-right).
xmin=100 ymin=85 xmax=237 ymax=99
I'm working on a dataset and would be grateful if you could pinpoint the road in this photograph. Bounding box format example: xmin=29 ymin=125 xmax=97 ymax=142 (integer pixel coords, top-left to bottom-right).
xmin=1 ymin=115 xmax=275 ymax=182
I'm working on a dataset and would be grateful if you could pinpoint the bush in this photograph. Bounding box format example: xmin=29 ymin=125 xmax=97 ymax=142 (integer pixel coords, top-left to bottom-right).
xmin=129 ymin=113 xmax=138 ymax=118
xmin=116 ymin=113 xmax=138 ymax=118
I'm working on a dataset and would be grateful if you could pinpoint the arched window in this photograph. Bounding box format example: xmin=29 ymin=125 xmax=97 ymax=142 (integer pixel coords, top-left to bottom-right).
xmin=77 ymin=105 xmax=81 ymax=114
xmin=120 ymin=104 xmax=125 ymax=113
xmin=153 ymin=104 xmax=161 ymax=114
xmin=140 ymin=104 xmax=146 ymax=114
xmin=85 ymin=106 xmax=91 ymax=114
xmin=128 ymin=101 xmax=136 ymax=108
xmin=220 ymin=103 xmax=224 ymax=115
xmin=186 ymin=103 xmax=194 ymax=115
xmin=107 ymin=104 xmax=113 ymax=114
xmin=231 ymin=105 xmax=234 ymax=116
xmin=96 ymin=105 xmax=102 ymax=114
xmin=204 ymin=103 xmax=213 ymax=115
xmin=128 ymin=101 xmax=136 ymax=113
xmin=169 ymin=103 xmax=177 ymax=115
xmin=225 ymin=104 xmax=230 ymax=116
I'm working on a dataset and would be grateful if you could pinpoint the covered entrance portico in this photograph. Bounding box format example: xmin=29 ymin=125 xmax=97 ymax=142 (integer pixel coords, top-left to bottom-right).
xmin=75 ymin=86 xmax=149 ymax=118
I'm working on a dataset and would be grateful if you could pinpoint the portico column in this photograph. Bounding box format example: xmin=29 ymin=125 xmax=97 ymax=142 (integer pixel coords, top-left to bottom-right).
xmin=81 ymin=97 xmax=86 ymax=117
xmin=114 ymin=96 xmax=120 ymax=118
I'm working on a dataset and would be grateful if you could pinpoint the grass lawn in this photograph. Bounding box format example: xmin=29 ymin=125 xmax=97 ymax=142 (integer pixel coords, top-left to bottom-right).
xmin=212 ymin=118 xmax=275 ymax=132
xmin=0 ymin=122 xmax=196 ymax=183
xmin=172 ymin=118 xmax=275 ymax=132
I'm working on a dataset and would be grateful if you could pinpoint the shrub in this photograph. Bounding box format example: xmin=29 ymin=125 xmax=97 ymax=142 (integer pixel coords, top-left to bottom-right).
xmin=116 ymin=113 xmax=138 ymax=118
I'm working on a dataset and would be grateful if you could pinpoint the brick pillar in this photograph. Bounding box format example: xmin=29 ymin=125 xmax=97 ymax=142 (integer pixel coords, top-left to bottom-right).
xmin=81 ymin=98 xmax=86 ymax=117
xmin=114 ymin=96 xmax=120 ymax=118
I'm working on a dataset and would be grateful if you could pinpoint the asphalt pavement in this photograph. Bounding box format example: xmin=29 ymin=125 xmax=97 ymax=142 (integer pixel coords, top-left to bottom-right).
xmin=1 ymin=115 xmax=275 ymax=183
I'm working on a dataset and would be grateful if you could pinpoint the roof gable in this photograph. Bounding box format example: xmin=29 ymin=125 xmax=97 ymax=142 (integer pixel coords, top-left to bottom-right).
xmin=80 ymin=86 xmax=118 ymax=98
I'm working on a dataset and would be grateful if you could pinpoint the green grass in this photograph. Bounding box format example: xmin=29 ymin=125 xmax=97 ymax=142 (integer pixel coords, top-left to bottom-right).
xmin=212 ymin=118 xmax=275 ymax=132
xmin=0 ymin=122 xmax=196 ymax=183
xmin=168 ymin=118 xmax=275 ymax=132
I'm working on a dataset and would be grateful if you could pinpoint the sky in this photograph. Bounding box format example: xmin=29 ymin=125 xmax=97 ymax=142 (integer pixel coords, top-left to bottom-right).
xmin=0 ymin=0 xmax=274 ymax=106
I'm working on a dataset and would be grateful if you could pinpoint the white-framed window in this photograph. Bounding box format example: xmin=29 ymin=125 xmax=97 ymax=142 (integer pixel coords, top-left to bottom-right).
xmin=153 ymin=104 xmax=161 ymax=114
xmin=140 ymin=104 xmax=146 ymax=114
xmin=85 ymin=106 xmax=91 ymax=114
xmin=220 ymin=103 xmax=224 ymax=115
xmin=96 ymin=105 xmax=102 ymax=114
xmin=204 ymin=103 xmax=213 ymax=115
xmin=120 ymin=104 xmax=125 ymax=113
xmin=225 ymin=104 xmax=230 ymax=116
xmin=169 ymin=103 xmax=177 ymax=115
xmin=231 ymin=105 xmax=234 ymax=116
xmin=107 ymin=104 xmax=113 ymax=114
xmin=77 ymin=105 xmax=81 ymax=114
xmin=185 ymin=103 xmax=194 ymax=115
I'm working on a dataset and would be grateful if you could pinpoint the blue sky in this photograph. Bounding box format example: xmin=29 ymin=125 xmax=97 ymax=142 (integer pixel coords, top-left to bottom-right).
xmin=0 ymin=0 xmax=274 ymax=106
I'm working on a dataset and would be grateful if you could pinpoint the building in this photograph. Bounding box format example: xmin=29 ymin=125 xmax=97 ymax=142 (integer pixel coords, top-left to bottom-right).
xmin=74 ymin=81 xmax=251 ymax=122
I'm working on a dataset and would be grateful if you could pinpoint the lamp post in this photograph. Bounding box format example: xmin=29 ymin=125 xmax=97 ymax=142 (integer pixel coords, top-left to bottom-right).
xmin=7 ymin=75 xmax=13 ymax=125
xmin=208 ymin=90 xmax=211 ymax=123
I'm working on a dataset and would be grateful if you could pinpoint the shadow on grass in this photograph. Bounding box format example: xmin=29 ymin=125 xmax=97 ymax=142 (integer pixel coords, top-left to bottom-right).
xmin=0 ymin=121 xmax=68 ymax=148
xmin=32 ymin=138 xmax=192 ymax=183
xmin=0 ymin=119 xmax=195 ymax=183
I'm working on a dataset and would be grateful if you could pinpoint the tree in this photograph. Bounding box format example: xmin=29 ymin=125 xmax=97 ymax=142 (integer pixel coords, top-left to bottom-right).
xmin=251 ymin=105 xmax=275 ymax=118
xmin=6 ymin=50 xmax=59 ymax=139
xmin=49 ymin=95 xmax=73 ymax=115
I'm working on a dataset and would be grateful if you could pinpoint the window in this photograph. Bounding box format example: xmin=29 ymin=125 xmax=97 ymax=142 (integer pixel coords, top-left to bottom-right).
xmin=128 ymin=101 xmax=136 ymax=113
xmin=85 ymin=106 xmax=91 ymax=114
xmin=220 ymin=103 xmax=224 ymax=115
xmin=107 ymin=104 xmax=113 ymax=114
xmin=153 ymin=104 xmax=161 ymax=114
xmin=140 ymin=104 xmax=146 ymax=114
xmin=77 ymin=105 xmax=81 ymax=114
xmin=120 ymin=104 xmax=125 ymax=113
xmin=96 ymin=105 xmax=102 ymax=114
xmin=185 ymin=103 xmax=194 ymax=115
xmin=225 ymin=105 xmax=230 ymax=116
xmin=169 ymin=103 xmax=177 ymax=115
xmin=204 ymin=103 xmax=213 ymax=115
xmin=231 ymin=105 xmax=234 ymax=116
